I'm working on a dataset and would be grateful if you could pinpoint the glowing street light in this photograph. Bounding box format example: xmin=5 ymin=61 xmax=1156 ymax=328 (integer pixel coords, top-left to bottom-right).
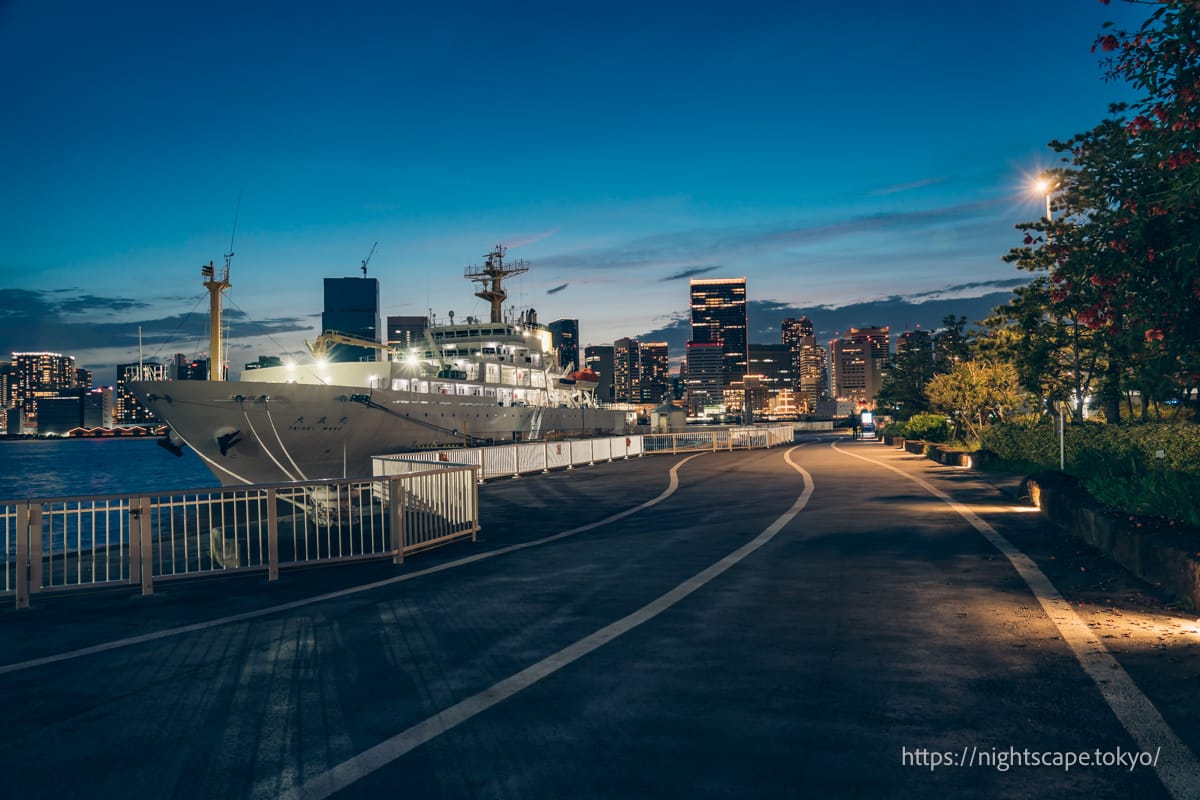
xmin=1034 ymin=177 xmax=1053 ymax=223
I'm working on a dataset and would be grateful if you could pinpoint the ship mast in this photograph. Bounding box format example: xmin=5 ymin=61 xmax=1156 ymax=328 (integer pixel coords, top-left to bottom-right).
xmin=201 ymin=258 xmax=231 ymax=381
xmin=464 ymin=244 xmax=529 ymax=324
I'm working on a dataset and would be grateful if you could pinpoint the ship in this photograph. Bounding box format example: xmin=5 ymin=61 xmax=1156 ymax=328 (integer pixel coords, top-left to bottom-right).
xmin=131 ymin=246 xmax=631 ymax=486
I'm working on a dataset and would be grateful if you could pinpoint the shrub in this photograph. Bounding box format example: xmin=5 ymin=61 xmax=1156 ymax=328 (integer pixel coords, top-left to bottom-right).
xmin=901 ymin=412 xmax=951 ymax=443
xmin=980 ymin=419 xmax=1200 ymax=527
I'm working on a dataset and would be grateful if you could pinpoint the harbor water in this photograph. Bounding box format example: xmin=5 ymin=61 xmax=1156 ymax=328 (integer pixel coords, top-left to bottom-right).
xmin=0 ymin=438 xmax=216 ymax=500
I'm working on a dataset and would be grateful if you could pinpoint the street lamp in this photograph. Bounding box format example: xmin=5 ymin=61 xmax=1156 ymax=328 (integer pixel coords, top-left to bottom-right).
xmin=1034 ymin=176 xmax=1066 ymax=470
xmin=1034 ymin=177 xmax=1053 ymax=223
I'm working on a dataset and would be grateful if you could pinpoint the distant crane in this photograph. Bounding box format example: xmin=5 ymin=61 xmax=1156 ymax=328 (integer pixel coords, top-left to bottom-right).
xmin=361 ymin=241 xmax=377 ymax=277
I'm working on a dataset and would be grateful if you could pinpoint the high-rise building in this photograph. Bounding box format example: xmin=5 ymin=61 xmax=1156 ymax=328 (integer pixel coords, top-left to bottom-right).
xmin=689 ymin=278 xmax=748 ymax=384
xmin=36 ymin=394 xmax=84 ymax=435
xmin=387 ymin=315 xmax=429 ymax=352
xmin=829 ymin=326 xmax=890 ymax=405
xmin=322 ymin=277 xmax=381 ymax=362
xmin=684 ymin=340 xmax=724 ymax=416
xmin=584 ymin=345 xmax=615 ymax=403
xmin=13 ymin=352 xmax=76 ymax=428
xmin=638 ymin=342 xmax=670 ymax=404
xmin=782 ymin=317 xmax=814 ymax=391
xmin=798 ymin=336 xmax=827 ymax=413
xmin=75 ymin=367 xmax=93 ymax=392
xmin=116 ymin=362 xmax=168 ymax=424
xmin=174 ymin=353 xmax=208 ymax=381
xmin=0 ymin=360 xmax=13 ymax=409
xmin=547 ymin=319 xmax=580 ymax=371
xmin=83 ymin=388 xmax=111 ymax=428
xmin=613 ymin=338 xmax=641 ymax=403
xmin=747 ymin=343 xmax=794 ymax=414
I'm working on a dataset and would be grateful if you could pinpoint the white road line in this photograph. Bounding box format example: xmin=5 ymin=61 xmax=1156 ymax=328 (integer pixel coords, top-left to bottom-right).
xmin=288 ymin=445 xmax=816 ymax=800
xmin=832 ymin=442 xmax=1200 ymax=800
xmin=0 ymin=454 xmax=708 ymax=677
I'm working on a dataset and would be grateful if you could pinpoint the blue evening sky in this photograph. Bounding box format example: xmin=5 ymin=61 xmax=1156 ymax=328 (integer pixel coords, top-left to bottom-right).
xmin=0 ymin=0 xmax=1152 ymax=382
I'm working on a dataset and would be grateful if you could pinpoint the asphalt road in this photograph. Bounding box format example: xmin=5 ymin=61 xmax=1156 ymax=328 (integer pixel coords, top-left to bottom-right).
xmin=2 ymin=434 xmax=1199 ymax=799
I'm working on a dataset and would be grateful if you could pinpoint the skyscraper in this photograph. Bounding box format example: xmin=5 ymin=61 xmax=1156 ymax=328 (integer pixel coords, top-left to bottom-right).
xmin=387 ymin=315 xmax=429 ymax=351
xmin=689 ymin=278 xmax=748 ymax=384
xmin=13 ymin=352 xmax=76 ymax=428
xmin=829 ymin=326 xmax=890 ymax=405
xmin=613 ymin=338 xmax=641 ymax=403
xmin=547 ymin=319 xmax=580 ymax=371
xmin=638 ymin=342 xmax=670 ymax=404
xmin=747 ymin=343 xmax=794 ymax=414
xmin=684 ymin=340 xmax=724 ymax=416
xmin=322 ymin=277 xmax=381 ymax=362
xmin=781 ymin=316 xmax=814 ymax=391
xmin=584 ymin=345 xmax=615 ymax=403
xmin=115 ymin=362 xmax=168 ymax=424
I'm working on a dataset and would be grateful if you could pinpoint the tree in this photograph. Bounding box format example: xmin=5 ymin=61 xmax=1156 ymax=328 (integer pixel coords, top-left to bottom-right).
xmin=926 ymin=361 xmax=1027 ymax=443
xmin=1096 ymin=0 xmax=1200 ymax=416
xmin=999 ymin=1 xmax=1200 ymax=421
xmin=876 ymin=328 xmax=935 ymax=420
xmin=932 ymin=315 xmax=972 ymax=368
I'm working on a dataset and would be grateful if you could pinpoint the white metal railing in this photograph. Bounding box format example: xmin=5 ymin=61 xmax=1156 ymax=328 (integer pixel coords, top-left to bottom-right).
xmin=1 ymin=466 xmax=479 ymax=609
xmin=374 ymin=425 xmax=794 ymax=482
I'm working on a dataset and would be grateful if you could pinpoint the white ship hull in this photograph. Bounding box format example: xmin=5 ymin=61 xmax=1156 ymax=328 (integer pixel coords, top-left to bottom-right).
xmin=136 ymin=245 xmax=629 ymax=486
xmin=133 ymin=377 xmax=629 ymax=486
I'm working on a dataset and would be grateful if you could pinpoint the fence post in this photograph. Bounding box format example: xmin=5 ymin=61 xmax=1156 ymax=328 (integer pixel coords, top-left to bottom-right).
xmin=138 ymin=496 xmax=153 ymax=596
xmin=28 ymin=504 xmax=43 ymax=596
xmin=128 ymin=498 xmax=141 ymax=587
xmin=391 ymin=477 xmax=405 ymax=565
xmin=471 ymin=468 xmax=480 ymax=542
xmin=15 ymin=503 xmax=29 ymax=609
xmin=267 ymin=487 xmax=279 ymax=581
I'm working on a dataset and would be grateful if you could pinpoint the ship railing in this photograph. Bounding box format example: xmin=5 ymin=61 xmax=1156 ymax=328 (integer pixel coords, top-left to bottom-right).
xmin=0 ymin=467 xmax=479 ymax=610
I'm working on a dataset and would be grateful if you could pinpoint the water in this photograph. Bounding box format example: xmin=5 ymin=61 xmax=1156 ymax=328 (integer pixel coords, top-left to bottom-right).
xmin=0 ymin=438 xmax=217 ymax=500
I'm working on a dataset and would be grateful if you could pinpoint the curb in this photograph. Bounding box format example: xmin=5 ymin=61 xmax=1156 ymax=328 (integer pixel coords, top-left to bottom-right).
xmin=1023 ymin=473 xmax=1200 ymax=611
xmin=883 ymin=435 xmax=1200 ymax=610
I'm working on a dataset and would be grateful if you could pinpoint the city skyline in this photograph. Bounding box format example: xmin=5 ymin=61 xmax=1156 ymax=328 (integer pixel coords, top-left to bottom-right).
xmin=0 ymin=1 xmax=1153 ymax=384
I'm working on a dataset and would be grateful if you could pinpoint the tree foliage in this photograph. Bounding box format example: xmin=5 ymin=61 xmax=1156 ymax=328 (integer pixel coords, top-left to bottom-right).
xmin=926 ymin=360 xmax=1028 ymax=443
xmin=998 ymin=0 xmax=1200 ymax=422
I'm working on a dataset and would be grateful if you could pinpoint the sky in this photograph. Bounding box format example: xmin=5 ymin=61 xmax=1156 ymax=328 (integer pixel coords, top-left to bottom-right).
xmin=0 ymin=0 xmax=1155 ymax=383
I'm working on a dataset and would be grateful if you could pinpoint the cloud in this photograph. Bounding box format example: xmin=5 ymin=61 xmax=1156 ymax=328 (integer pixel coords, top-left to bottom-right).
xmin=902 ymin=278 xmax=1030 ymax=303
xmin=535 ymin=197 xmax=1007 ymax=273
xmin=867 ymin=177 xmax=947 ymax=197
xmin=0 ymin=288 xmax=312 ymax=377
xmin=659 ymin=266 xmax=719 ymax=282
xmin=625 ymin=283 xmax=1029 ymax=357
xmin=547 ymin=283 xmax=569 ymax=295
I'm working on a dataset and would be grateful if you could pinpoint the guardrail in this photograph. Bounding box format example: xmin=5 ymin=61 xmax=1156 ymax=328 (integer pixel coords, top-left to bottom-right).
xmin=1 ymin=465 xmax=479 ymax=610
xmin=373 ymin=425 xmax=794 ymax=481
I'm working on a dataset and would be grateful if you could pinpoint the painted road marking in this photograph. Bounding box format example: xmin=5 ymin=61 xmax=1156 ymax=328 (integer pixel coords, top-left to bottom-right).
xmin=832 ymin=442 xmax=1200 ymax=800
xmin=287 ymin=445 xmax=815 ymax=800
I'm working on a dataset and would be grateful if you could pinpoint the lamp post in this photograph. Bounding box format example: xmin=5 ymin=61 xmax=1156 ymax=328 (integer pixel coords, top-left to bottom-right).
xmin=1035 ymin=176 xmax=1066 ymax=470
xmin=1034 ymin=177 xmax=1053 ymax=224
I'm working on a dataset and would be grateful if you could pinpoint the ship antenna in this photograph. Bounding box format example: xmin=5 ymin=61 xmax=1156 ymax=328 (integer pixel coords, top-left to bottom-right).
xmin=464 ymin=243 xmax=530 ymax=324
xmin=202 ymin=194 xmax=238 ymax=382
xmin=225 ymin=190 xmax=242 ymax=273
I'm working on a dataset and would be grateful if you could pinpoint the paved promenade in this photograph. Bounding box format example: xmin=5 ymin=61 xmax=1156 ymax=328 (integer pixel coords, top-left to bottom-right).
xmin=2 ymin=436 xmax=1198 ymax=799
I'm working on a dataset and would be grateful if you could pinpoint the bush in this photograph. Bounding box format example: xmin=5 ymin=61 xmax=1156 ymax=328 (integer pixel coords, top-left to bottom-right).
xmin=900 ymin=412 xmax=951 ymax=443
xmin=980 ymin=419 xmax=1200 ymax=527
